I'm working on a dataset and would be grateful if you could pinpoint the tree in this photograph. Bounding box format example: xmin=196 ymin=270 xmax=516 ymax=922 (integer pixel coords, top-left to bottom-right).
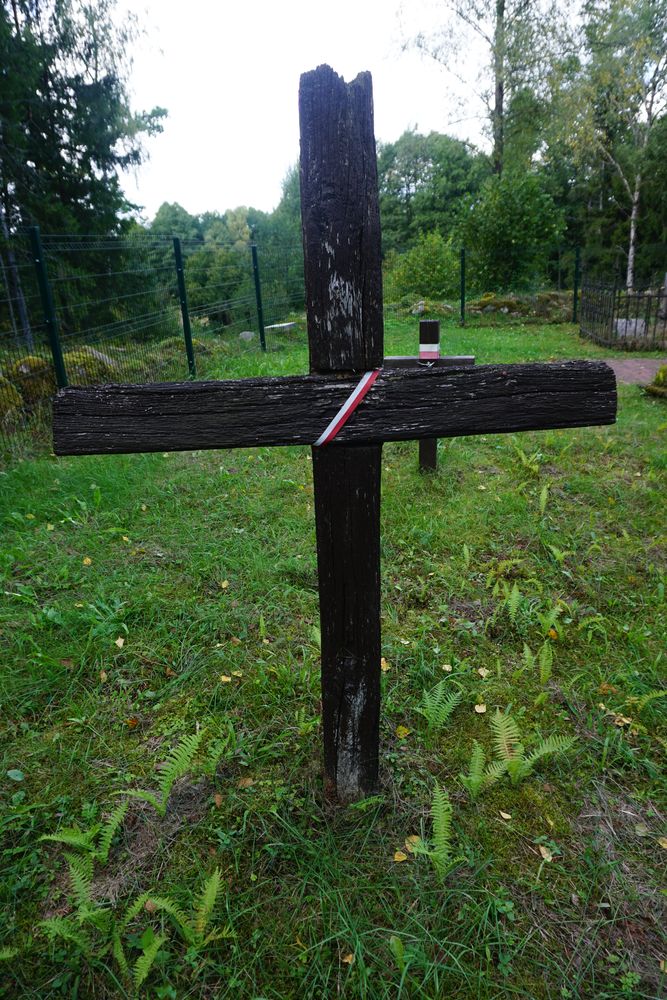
xmin=0 ymin=0 xmax=165 ymax=236
xmin=377 ymin=129 xmax=489 ymax=250
xmin=403 ymin=0 xmax=571 ymax=175
xmin=456 ymin=171 xmax=564 ymax=290
xmin=556 ymin=0 xmax=667 ymax=289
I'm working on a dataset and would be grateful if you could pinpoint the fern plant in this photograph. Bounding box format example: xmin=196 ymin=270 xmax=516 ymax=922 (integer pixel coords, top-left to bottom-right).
xmin=459 ymin=712 xmax=576 ymax=798
xmin=420 ymin=783 xmax=465 ymax=880
xmin=115 ymin=867 xmax=231 ymax=981
xmin=490 ymin=710 xmax=575 ymax=786
xmin=122 ymin=730 xmax=204 ymax=817
xmin=40 ymin=801 xmax=128 ymax=864
xmin=416 ymin=681 xmax=462 ymax=744
xmin=40 ymin=853 xmax=112 ymax=960
xmin=458 ymin=740 xmax=489 ymax=800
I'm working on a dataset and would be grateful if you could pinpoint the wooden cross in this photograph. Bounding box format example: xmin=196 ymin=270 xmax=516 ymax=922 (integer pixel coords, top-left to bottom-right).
xmin=53 ymin=65 xmax=617 ymax=803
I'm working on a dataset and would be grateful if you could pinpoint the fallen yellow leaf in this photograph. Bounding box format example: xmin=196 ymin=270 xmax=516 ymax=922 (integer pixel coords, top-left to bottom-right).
xmin=114 ymin=636 xmax=125 ymax=649
xmin=474 ymin=704 xmax=487 ymax=714
xmin=74 ymin=602 xmax=84 ymax=608
xmin=144 ymin=899 xmax=157 ymax=913
xmin=342 ymin=953 xmax=354 ymax=965
xmin=214 ymin=793 xmax=223 ymax=807
xmin=499 ymin=811 xmax=512 ymax=820
xmin=232 ymin=670 xmax=243 ymax=677
xmin=99 ymin=670 xmax=108 ymax=683
xmin=125 ymin=717 xmax=139 ymax=729
xmin=122 ymin=535 xmax=130 ymax=543
xmin=395 ymin=725 xmax=411 ymax=739
xmin=220 ymin=579 xmax=230 ymax=589
xmin=442 ymin=663 xmax=453 ymax=672
xmin=538 ymin=845 xmax=553 ymax=862
xmin=82 ymin=556 xmax=92 ymax=566
xmin=230 ymin=637 xmax=241 ymax=646
xmin=220 ymin=675 xmax=232 ymax=683
xmin=658 ymin=837 xmax=667 ymax=850
xmin=405 ymin=834 xmax=421 ymax=853
xmin=548 ymin=627 xmax=558 ymax=640
xmin=165 ymin=667 xmax=176 ymax=678
xmin=380 ymin=657 xmax=391 ymax=672
xmin=26 ymin=513 xmax=35 ymax=520
xmin=478 ymin=667 xmax=490 ymax=678
xmin=46 ymin=523 xmax=55 ymax=531
xmin=237 ymin=777 xmax=254 ymax=788
xmin=140 ymin=504 xmax=147 ymax=511
xmin=393 ymin=850 xmax=408 ymax=863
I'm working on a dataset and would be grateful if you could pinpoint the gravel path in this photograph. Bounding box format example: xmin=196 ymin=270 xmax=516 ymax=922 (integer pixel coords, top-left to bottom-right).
xmin=601 ymin=358 xmax=666 ymax=385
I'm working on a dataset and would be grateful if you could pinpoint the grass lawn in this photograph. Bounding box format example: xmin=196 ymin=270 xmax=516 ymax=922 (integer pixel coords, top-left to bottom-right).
xmin=1 ymin=318 xmax=665 ymax=998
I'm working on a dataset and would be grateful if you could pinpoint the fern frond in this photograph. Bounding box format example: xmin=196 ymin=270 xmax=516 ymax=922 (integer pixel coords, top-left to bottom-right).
xmin=140 ymin=895 xmax=193 ymax=943
xmin=417 ymin=683 xmax=461 ymax=741
xmin=194 ymin=868 xmax=222 ymax=941
xmin=491 ymin=711 xmax=522 ymax=761
xmin=39 ymin=826 xmax=99 ymax=852
xmin=40 ymin=917 xmax=91 ymax=955
xmin=133 ymin=933 xmax=167 ymax=989
xmin=112 ymin=930 xmax=130 ymax=981
xmin=484 ymin=758 xmax=509 ymax=784
xmin=525 ymin=734 xmax=576 ymax=768
xmin=120 ymin=891 xmax=153 ymax=933
xmin=459 ymin=740 xmax=486 ymax=799
xmin=65 ymin=852 xmax=94 ymax=910
xmin=157 ymin=730 xmax=204 ymax=801
xmin=522 ymin=644 xmax=536 ymax=671
xmin=634 ymin=689 xmax=667 ymax=714
xmin=95 ymin=801 xmax=128 ymax=863
xmin=202 ymin=926 xmax=234 ymax=945
xmin=506 ymin=583 xmax=522 ymax=625
xmin=538 ymin=641 xmax=553 ymax=685
xmin=0 ymin=947 xmax=19 ymax=961
xmin=122 ymin=788 xmax=162 ymax=814
xmin=430 ymin=782 xmax=454 ymax=873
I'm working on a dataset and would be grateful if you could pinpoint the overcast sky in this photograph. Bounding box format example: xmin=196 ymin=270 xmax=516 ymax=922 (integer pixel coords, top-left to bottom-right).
xmin=119 ymin=0 xmax=487 ymax=224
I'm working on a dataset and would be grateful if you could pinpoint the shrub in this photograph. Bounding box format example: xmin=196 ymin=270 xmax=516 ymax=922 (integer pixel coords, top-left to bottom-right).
xmin=646 ymin=365 xmax=667 ymax=399
xmin=0 ymin=376 xmax=23 ymax=422
xmin=6 ymin=355 xmax=56 ymax=404
xmin=383 ymin=232 xmax=458 ymax=301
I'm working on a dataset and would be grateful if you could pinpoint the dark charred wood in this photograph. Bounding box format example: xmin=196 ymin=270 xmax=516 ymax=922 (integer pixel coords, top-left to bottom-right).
xmin=313 ymin=445 xmax=381 ymax=801
xmin=53 ymin=361 xmax=617 ymax=456
xmin=299 ymin=66 xmax=384 ymax=373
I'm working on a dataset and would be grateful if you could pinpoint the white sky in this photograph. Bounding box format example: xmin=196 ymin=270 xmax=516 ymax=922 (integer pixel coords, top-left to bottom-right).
xmin=119 ymin=0 xmax=488 ymax=223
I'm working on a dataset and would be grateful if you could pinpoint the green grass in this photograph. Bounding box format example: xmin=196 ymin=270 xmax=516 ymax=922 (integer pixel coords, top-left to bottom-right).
xmin=1 ymin=319 xmax=665 ymax=998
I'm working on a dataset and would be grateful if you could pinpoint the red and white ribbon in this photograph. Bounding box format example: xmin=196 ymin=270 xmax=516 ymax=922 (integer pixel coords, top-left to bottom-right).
xmin=419 ymin=343 xmax=440 ymax=360
xmin=313 ymin=369 xmax=381 ymax=446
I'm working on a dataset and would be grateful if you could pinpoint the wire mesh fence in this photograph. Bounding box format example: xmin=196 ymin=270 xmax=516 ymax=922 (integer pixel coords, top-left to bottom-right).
xmin=0 ymin=231 xmax=305 ymax=463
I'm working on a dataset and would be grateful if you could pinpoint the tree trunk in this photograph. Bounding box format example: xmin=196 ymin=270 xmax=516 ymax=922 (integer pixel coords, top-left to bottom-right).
xmin=626 ymin=173 xmax=641 ymax=292
xmin=492 ymin=0 xmax=506 ymax=175
xmin=0 ymin=199 xmax=34 ymax=351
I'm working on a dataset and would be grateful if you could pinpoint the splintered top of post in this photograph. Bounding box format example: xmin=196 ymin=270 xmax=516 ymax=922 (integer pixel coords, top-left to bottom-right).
xmin=299 ymin=65 xmax=384 ymax=374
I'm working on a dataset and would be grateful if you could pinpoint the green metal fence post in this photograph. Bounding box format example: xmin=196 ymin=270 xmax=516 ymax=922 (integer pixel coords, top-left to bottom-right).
xmin=250 ymin=242 xmax=267 ymax=352
xmin=29 ymin=225 xmax=67 ymax=387
xmin=460 ymin=246 xmax=466 ymax=326
xmin=173 ymin=237 xmax=196 ymax=378
xmin=572 ymin=245 xmax=581 ymax=324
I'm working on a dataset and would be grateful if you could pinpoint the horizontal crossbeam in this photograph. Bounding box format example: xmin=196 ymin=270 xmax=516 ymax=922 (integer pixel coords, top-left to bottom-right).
xmin=53 ymin=361 xmax=616 ymax=456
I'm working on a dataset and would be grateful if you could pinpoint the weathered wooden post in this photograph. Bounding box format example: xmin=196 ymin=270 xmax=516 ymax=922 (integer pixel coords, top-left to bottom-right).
xmin=299 ymin=66 xmax=384 ymax=800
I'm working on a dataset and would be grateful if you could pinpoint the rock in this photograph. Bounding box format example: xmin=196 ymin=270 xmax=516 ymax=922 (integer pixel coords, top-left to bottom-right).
xmin=441 ymin=303 xmax=454 ymax=313
xmin=411 ymin=300 xmax=425 ymax=315
xmin=239 ymin=330 xmax=255 ymax=342
xmin=482 ymin=305 xmax=496 ymax=313
xmin=500 ymin=307 xmax=509 ymax=314
xmin=615 ymin=318 xmax=646 ymax=339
